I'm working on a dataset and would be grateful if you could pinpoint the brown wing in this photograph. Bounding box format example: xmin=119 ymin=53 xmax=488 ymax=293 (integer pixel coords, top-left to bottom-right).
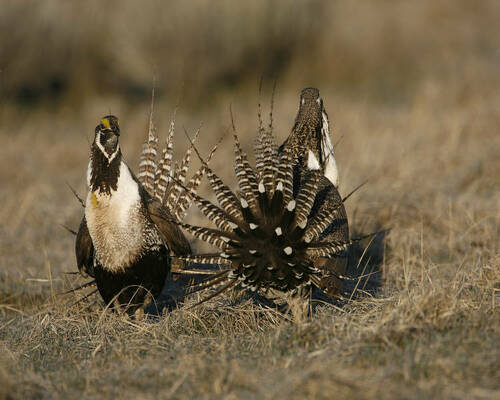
xmin=146 ymin=198 xmax=192 ymax=257
xmin=75 ymin=216 xmax=95 ymax=278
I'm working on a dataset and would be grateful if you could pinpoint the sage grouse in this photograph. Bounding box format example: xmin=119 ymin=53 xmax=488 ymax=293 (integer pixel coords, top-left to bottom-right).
xmin=176 ymin=88 xmax=360 ymax=303
xmin=279 ymin=87 xmax=349 ymax=296
xmin=75 ymin=114 xmax=209 ymax=312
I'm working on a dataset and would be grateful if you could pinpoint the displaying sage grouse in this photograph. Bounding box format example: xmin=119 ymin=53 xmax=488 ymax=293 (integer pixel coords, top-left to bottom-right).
xmin=74 ymin=113 xmax=211 ymax=313
xmin=279 ymin=87 xmax=349 ymax=296
xmin=176 ymin=88 xmax=361 ymax=304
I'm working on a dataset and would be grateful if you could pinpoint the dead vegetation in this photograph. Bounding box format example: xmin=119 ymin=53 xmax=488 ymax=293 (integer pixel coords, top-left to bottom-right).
xmin=1 ymin=1 xmax=499 ymax=399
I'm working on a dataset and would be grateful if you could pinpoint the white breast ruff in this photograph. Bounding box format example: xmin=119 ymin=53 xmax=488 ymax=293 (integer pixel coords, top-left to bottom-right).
xmin=85 ymin=162 xmax=145 ymax=272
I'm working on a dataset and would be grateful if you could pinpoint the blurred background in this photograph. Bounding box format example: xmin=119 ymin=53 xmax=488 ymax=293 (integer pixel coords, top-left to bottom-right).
xmin=0 ymin=0 xmax=499 ymax=289
xmin=2 ymin=0 xmax=499 ymax=107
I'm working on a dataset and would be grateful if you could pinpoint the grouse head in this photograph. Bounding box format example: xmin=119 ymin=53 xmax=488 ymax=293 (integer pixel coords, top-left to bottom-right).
xmin=94 ymin=115 xmax=121 ymax=163
xmin=89 ymin=115 xmax=123 ymax=194
xmin=285 ymin=88 xmax=338 ymax=187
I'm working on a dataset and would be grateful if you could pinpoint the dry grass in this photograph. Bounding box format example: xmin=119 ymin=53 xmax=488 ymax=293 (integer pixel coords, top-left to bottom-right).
xmin=1 ymin=1 xmax=500 ymax=399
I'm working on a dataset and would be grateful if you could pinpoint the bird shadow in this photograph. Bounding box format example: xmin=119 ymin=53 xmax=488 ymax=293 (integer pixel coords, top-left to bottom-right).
xmin=309 ymin=227 xmax=387 ymax=311
xmin=144 ymin=263 xmax=221 ymax=316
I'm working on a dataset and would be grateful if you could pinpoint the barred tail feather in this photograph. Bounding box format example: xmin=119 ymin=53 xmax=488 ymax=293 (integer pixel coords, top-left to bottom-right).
xmin=275 ymin=150 xmax=294 ymax=208
xmin=176 ymin=128 xmax=200 ymax=186
xmin=293 ymin=170 xmax=321 ymax=228
xmin=206 ymin=167 xmax=244 ymax=221
xmin=303 ymin=199 xmax=345 ymax=243
xmin=153 ymin=112 xmax=176 ymax=201
xmin=306 ymin=230 xmax=383 ymax=259
xmin=176 ymin=222 xmax=238 ymax=249
xmin=187 ymin=270 xmax=232 ymax=293
xmin=63 ymin=280 xmax=96 ymax=294
xmin=305 ymin=240 xmax=352 ymax=258
xmin=165 ymin=129 xmax=199 ymax=208
xmin=233 ymin=134 xmax=260 ymax=212
xmin=138 ymin=92 xmax=159 ymax=193
xmin=180 ymin=254 xmax=232 ymax=265
xmin=173 ymin=140 xmax=220 ymax=220
xmin=259 ymin=128 xmax=278 ymax=195
xmin=153 ymin=147 xmax=169 ymax=201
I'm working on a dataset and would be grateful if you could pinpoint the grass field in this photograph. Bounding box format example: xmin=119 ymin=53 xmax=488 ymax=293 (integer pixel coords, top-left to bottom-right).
xmin=1 ymin=1 xmax=499 ymax=399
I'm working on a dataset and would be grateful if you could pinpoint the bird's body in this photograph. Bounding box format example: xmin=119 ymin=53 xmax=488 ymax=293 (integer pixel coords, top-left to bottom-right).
xmin=85 ymin=160 xmax=170 ymax=308
xmin=76 ymin=116 xmax=191 ymax=312
xmin=282 ymin=88 xmax=349 ymax=296
xmin=85 ymin=162 xmax=159 ymax=273
xmin=176 ymin=88 xmax=355 ymax=303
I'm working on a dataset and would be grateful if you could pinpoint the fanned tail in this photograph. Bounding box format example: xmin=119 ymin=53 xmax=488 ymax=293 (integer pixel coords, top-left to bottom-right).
xmin=167 ymin=111 xmax=370 ymax=304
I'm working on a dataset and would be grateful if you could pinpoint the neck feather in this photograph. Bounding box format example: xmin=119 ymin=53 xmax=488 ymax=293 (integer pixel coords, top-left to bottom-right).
xmin=90 ymin=144 xmax=122 ymax=194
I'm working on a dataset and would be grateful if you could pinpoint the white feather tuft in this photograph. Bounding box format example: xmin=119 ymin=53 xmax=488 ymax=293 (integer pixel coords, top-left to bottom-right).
xmin=307 ymin=150 xmax=320 ymax=170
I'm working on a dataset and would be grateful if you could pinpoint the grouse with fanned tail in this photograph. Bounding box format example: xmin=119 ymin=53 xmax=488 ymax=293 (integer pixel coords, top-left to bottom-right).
xmin=280 ymin=87 xmax=349 ymax=297
xmin=74 ymin=111 xmax=213 ymax=312
xmin=174 ymin=88 xmax=362 ymax=304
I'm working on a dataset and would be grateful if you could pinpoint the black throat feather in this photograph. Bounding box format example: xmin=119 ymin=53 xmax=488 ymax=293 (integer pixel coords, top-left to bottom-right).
xmin=90 ymin=144 xmax=122 ymax=195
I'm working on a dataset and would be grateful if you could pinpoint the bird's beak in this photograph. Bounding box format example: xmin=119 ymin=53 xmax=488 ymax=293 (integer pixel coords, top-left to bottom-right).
xmin=101 ymin=128 xmax=119 ymax=137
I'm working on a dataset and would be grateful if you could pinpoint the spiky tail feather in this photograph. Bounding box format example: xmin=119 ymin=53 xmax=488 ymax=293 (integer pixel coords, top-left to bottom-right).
xmin=136 ymin=97 xmax=219 ymax=223
xmin=173 ymin=139 xmax=220 ymax=220
xmin=138 ymin=90 xmax=159 ymax=193
xmin=165 ymin=128 xmax=199 ymax=209
xmin=153 ymin=112 xmax=176 ymax=202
